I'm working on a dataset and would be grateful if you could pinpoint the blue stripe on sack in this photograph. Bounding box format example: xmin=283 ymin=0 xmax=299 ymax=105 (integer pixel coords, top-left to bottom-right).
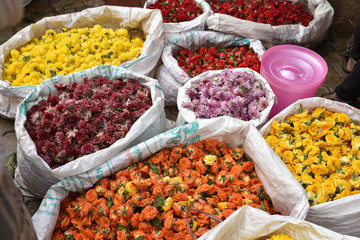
xmin=106 ymin=161 xmax=113 ymax=176
xmin=144 ymin=141 xmax=152 ymax=155
xmin=43 ymin=197 xmax=60 ymax=201
xmin=155 ymin=85 xmax=162 ymax=90
xmin=87 ymin=171 xmax=94 ymax=185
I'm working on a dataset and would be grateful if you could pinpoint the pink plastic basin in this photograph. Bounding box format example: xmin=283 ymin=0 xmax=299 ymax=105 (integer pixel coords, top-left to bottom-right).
xmin=260 ymin=45 xmax=328 ymax=119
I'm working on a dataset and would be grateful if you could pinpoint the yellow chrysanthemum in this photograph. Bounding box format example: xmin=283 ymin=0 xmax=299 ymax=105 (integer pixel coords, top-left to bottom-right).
xmin=316 ymin=188 xmax=330 ymax=204
xmin=266 ymin=234 xmax=293 ymax=240
xmin=308 ymin=122 xmax=319 ymax=136
xmin=2 ymin=25 xmax=144 ymax=86
xmin=336 ymin=113 xmax=351 ymax=124
xmin=352 ymin=160 xmax=360 ymax=174
xmin=306 ymin=183 xmax=321 ymax=194
xmin=311 ymin=164 xmax=328 ymax=175
xmin=322 ymin=179 xmax=336 ymax=195
xmin=325 ymin=133 xmax=342 ymax=146
xmin=311 ymin=107 xmax=325 ymax=118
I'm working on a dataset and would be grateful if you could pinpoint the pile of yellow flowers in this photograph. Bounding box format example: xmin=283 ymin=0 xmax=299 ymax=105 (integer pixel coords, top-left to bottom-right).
xmin=2 ymin=25 xmax=144 ymax=86
xmin=266 ymin=234 xmax=293 ymax=240
xmin=264 ymin=106 xmax=360 ymax=206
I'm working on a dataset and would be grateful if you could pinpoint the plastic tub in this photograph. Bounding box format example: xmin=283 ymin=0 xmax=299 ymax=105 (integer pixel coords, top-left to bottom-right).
xmin=260 ymin=45 xmax=328 ymax=119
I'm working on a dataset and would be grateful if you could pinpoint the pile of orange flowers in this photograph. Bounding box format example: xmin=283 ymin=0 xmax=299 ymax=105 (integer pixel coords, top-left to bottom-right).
xmin=52 ymin=139 xmax=276 ymax=240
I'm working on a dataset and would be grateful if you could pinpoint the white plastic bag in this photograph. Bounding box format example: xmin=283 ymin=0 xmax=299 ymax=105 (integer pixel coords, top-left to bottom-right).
xmin=206 ymin=0 xmax=334 ymax=48
xmin=157 ymin=30 xmax=266 ymax=106
xmin=259 ymin=97 xmax=360 ymax=237
xmin=176 ymin=68 xmax=276 ymax=129
xmin=144 ymin=0 xmax=212 ymax=39
xmin=0 ymin=5 xmax=164 ymax=118
xmin=14 ymin=64 xmax=167 ymax=198
xmin=198 ymin=205 xmax=358 ymax=240
xmin=32 ymin=118 xmax=309 ymax=240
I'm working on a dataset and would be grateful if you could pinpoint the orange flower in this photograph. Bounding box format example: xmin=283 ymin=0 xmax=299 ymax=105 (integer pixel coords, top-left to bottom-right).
xmin=164 ymin=212 xmax=174 ymax=229
xmin=229 ymin=193 xmax=243 ymax=205
xmin=242 ymin=161 xmax=254 ymax=172
xmin=140 ymin=206 xmax=158 ymax=221
xmin=85 ymin=189 xmax=98 ymax=203
xmin=179 ymin=157 xmax=192 ymax=170
xmin=222 ymin=209 xmax=235 ymax=218
xmin=99 ymin=216 xmax=110 ymax=228
xmin=204 ymin=139 xmax=218 ymax=152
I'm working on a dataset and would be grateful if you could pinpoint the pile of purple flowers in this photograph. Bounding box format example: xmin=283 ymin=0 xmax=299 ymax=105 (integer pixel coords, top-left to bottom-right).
xmin=182 ymin=69 xmax=269 ymax=121
xmin=25 ymin=76 xmax=152 ymax=169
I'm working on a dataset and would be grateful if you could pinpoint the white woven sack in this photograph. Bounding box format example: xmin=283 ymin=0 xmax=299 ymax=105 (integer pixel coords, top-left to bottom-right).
xmin=32 ymin=118 xmax=309 ymax=240
xmin=144 ymin=0 xmax=212 ymax=38
xmin=157 ymin=30 xmax=266 ymax=106
xmin=198 ymin=205 xmax=358 ymax=240
xmin=206 ymin=0 xmax=334 ymax=48
xmin=14 ymin=65 xmax=167 ymax=198
xmin=177 ymin=68 xmax=276 ymax=129
xmin=259 ymin=97 xmax=360 ymax=237
xmin=0 ymin=5 xmax=164 ymax=118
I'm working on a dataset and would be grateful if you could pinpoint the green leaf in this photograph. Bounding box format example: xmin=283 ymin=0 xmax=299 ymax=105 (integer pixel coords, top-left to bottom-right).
xmin=154 ymin=193 xmax=165 ymax=208
xmin=240 ymin=86 xmax=249 ymax=93
xmin=117 ymin=224 xmax=126 ymax=231
xmin=136 ymin=237 xmax=145 ymax=240
xmin=22 ymin=56 xmax=31 ymax=62
xmin=351 ymin=172 xmax=359 ymax=181
xmin=297 ymin=104 xmax=304 ymax=113
xmin=50 ymin=70 xmax=57 ymax=77
xmin=151 ymin=164 xmax=160 ymax=173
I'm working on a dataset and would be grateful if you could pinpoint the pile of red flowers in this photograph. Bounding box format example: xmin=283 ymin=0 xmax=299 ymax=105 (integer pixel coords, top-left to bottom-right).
xmin=175 ymin=45 xmax=260 ymax=78
xmin=25 ymin=77 xmax=152 ymax=169
xmin=52 ymin=139 xmax=277 ymax=239
xmin=210 ymin=0 xmax=313 ymax=26
xmin=147 ymin=0 xmax=203 ymax=23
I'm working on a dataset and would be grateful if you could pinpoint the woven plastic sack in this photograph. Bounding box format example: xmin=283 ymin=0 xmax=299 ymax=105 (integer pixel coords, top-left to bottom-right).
xmin=206 ymin=0 xmax=334 ymax=48
xmin=198 ymin=205 xmax=358 ymax=240
xmin=144 ymin=0 xmax=212 ymax=39
xmin=0 ymin=5 xmax=164 ymax=118
xmin=176 ymin=68 xmax=276 ymax=129
xmin=157 ymin=30 xmax=266 ymax=106
xmin=32 ymin=118 xmax=309 ymax=240
xmin=259 ymin=97 xmax=360 ymax=237
xmin=14 ymin=64 xmax=167 ymax=198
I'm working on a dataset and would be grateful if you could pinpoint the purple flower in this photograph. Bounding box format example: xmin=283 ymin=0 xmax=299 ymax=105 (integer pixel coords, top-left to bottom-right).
xmin=181 ymin=68 xmax=269 ymax=121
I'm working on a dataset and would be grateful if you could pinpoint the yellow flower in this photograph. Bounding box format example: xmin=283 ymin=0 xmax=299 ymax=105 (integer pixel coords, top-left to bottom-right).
xmin=325 ymin=133 xmax=341 ymax=146
xmin=311 ymin=107 xmax=325 ymax=118
xmin=203 ymin=155 xmax=217 ymax=165
xmin=316 ymin=188 xmax=330 ymax=204
xmin=336 ymin=113 xmax=351 ymax=124
xmin=306 ymin=182 xmax=321 ymax=194
xmin=266 ymin=234 xmax=293 ymax=240
xmin=301 ymin=173 xmax=314 ymax=185
xmin=162 ymin=197 xmax=173 ymax=211
xmin=352 ymin=136 xmax=360 ymax=151
xmin=334 ymin=189 xmax=350 ymax=200
xmin=352 ymin=160 xmax=360 ymax=174
xmin=308 ymin=122 xmax=319 ymax=136
xmin=125 ymin=182 xmax=137 ymax=196
xmin=322 ymin=178 xmax=336 ymax=195
xmin=218 ymin=202 xmax=227 ymax=210
xmin=311 ymin=164 xmax=328 ymax=175
xmin=281 ymin=150 xmax=294 ymax=163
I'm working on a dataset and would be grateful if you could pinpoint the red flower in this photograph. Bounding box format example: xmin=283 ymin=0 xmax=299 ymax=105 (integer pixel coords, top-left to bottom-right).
xmin=210 ymin=0 xmax=313 ymax=27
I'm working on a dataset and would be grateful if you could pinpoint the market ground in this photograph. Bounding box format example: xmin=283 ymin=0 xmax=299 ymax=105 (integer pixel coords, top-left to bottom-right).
xmin=0 ymin=0 xmax=360 ymax=213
